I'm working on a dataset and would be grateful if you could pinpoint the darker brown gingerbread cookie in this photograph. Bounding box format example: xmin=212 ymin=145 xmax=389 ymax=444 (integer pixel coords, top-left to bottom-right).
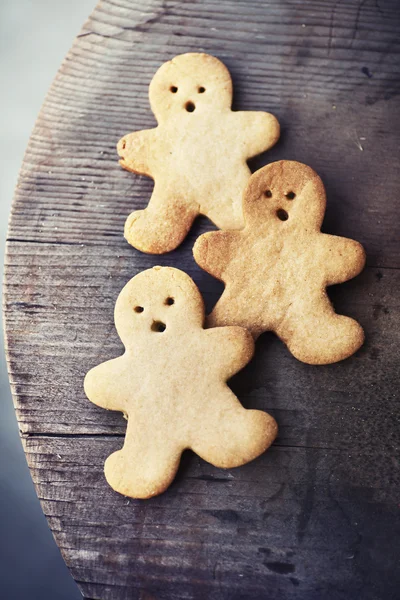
xmin=193 ymin=161 xmax=366 ymax=365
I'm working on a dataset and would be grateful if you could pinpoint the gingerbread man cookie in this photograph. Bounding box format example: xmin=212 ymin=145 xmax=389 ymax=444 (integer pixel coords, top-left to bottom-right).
xmin=84 ymin=267 xmax=277 ymax=499
xmin=193 ymin=161 xmax=366 ymax=365
xmin=117 ymin=53 xmax=280 ymax=254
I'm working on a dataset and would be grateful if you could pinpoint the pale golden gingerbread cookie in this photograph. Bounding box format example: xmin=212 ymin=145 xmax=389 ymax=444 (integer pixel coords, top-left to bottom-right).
xmin=193 ymin=161 xmax=366 ymax=365
xmin=84 ymin=267 xmax=277 ymax=499
xmin=117 ymin=53 xmax=280 ymax=254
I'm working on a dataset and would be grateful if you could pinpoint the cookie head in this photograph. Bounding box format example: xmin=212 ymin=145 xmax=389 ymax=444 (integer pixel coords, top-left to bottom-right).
xmin=243 ymin=161 xmax=327 ymax=230
xmin=149 ymin=53 xmax=233 ymax=122
xmin=115 ymin=267 xmax=205 ymax=345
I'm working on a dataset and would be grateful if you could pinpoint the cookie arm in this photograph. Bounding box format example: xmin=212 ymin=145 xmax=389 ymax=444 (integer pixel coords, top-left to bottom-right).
xmin=318 ymin=235 xmax=366 ymax=285
xmin=117 ymin=128 xmax=156 ymax=177
xmin=193 ymin=231 xmax=238 ymax=280
xmin=84 ymin=357 xmax=126 ymax=412
xmin=203 ymin=326 xmax=255 ymax=379
xmin=236 ymin=111 xmax=280 ymax=157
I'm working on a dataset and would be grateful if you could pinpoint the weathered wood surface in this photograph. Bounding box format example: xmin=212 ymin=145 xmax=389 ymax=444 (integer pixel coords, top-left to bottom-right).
xmin=4 ymin=0 xmax=400 ymax=599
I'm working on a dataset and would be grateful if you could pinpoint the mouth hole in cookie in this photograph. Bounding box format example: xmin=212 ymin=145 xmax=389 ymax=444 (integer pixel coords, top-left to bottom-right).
xmin=198 ymin=86 xmax=206 ymax=93
xmin=134 ymin=306 xmax=144 ymax=313
xmin=185 ymin=101 xmax=196 ymax=112
xmin=286 ymin=191 xmax=296 ymax=200
xmin=165 ymin=297 xmax=175 ymax=306
xmin=170 ymin=86 xmax=178 ymax=93
xmin=276 ymin=209 xmax=289 ymax=221
xmin=151 ymin=320 xmax=166 ymax=333
xmin=264 ymin=190 xmax=272 ymax=198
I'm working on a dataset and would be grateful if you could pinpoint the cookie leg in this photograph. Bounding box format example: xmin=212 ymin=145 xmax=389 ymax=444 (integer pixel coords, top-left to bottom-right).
xmin=205 ymin=175 xmax=248 ymax=230
xmin=206 ymin=289 xmax=263 ymax=337
xmin=276 ymin=297 xmax=364 ymax=365
xmin=192 ymin=399 xmax=277 ymax=469
xmin=206 ymin=198 xmax=244 ymax=230
xmin=124 ymin=188 xmax=197 ymax=254
xmin=104 ymin=424 xmax=182 ymax=498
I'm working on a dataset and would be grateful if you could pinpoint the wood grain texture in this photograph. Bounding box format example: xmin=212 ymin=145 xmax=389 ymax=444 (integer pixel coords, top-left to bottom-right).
xmin=4 ymin=0 xmax=400 ymax=598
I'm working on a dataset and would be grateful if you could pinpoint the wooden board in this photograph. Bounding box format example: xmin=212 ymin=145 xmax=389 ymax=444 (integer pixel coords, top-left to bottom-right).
xmin=4 ymin=0 xmax=400 ymax=598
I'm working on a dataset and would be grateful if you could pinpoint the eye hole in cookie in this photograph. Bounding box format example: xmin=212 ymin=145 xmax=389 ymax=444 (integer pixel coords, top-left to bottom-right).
xmin=165 ymin=297 xmax=175 ymax=306
xmin=151 ymin=320 xmax=166 ymax=333
xmin=134 ymin=306 xmax=144 ymax=313
xmin=264 ymin=190 xmax=272 ymax=198
xmin=121 ymin=139 xmax=126 ymax=150
xmin=185 ymin=101 xmax=196 ymax=112
xmin=285 ymin=191 xmax=296 ymax=200
xmin=170 ymin=86 xmax=178 ymax=93
xmin=198 ymin=86 xmax=206 ymax=93
xmin=276 ymin=209 xmax=289 ymax=221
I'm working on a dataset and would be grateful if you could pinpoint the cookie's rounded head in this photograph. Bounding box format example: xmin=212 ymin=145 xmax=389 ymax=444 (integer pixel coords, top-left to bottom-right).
xmin=149 ymin=53 xmax=233 ymax=123
xmin=243 ymin=161 xmax=327 ymax=231
xmin=115 ymin=267 xmax=205 ymax=346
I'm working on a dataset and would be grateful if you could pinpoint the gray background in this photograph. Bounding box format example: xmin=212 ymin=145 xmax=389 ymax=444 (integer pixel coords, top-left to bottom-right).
xmin=0 ymin=1 xmax=94 ymax=597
